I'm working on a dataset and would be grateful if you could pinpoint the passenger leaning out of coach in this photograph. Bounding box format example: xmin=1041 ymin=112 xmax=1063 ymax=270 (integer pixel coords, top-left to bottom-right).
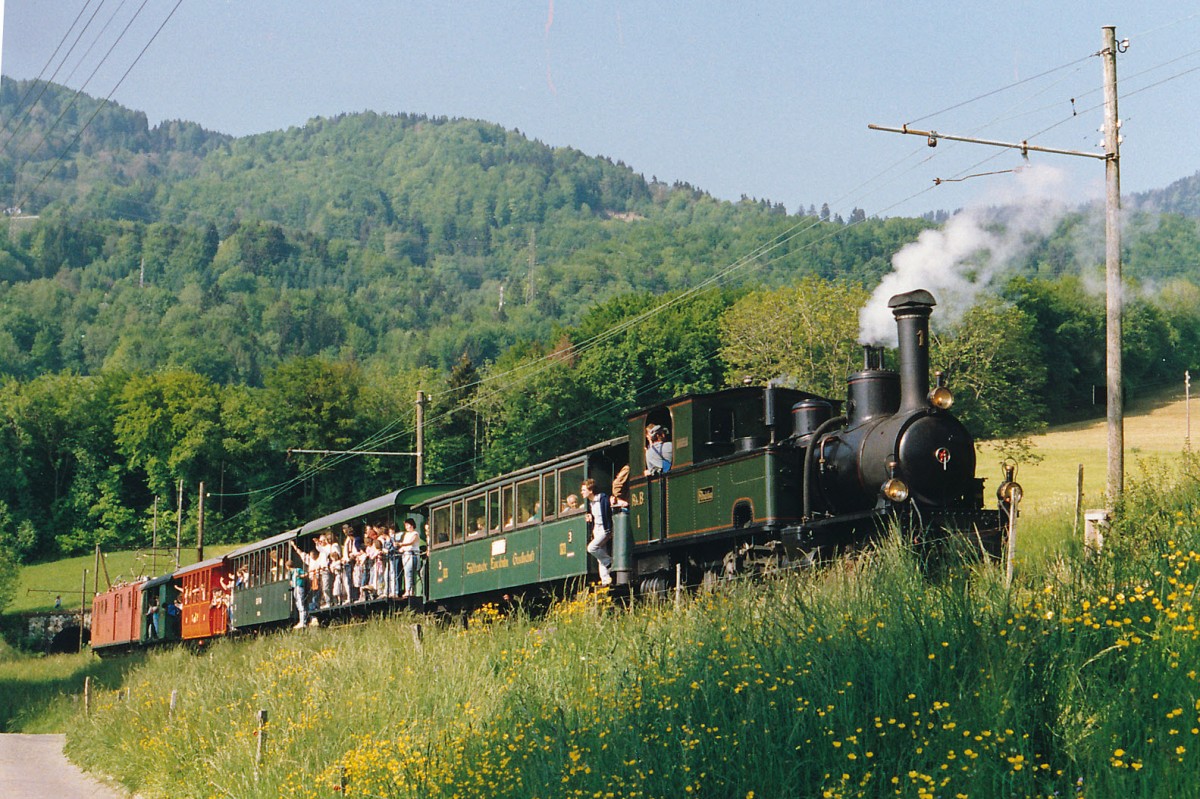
xmin=580 ymin=478 xmax=614 ymax=587
xmin=287 ymin=540 xmax=317 ymax=628
xmin=398 ymin=517 xmax=421 ymax=599
xmin=360 ymin=534 xmax=381 ymax=601
xmin=379 ymin=523 xmax=399 ymax=599
xmin=330 ymin=549 xmax=348 ymax=604
xmin=341 ymin=524 xmax=362 ymax=603
xmin=611 ymin=465 xmax=631 ymax=510
xmin=314 ymin=532 xmax=338 ymax=609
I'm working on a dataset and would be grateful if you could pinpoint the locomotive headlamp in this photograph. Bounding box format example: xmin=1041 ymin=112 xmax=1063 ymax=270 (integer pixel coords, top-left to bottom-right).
xmin=997 ymin=479 xmax=1023 ymax=505
xmin=882 ymin=478 xmax=910 ymax=503
xmin=881 ymin=458 xmax=909 ymax=503
xmin=929 ymin=386 xmax=954 ymax=409
xmin=996 ymin=461 xmax=1022 ymax=506
xmin=929 ymin=372 xmax=954 ymax=409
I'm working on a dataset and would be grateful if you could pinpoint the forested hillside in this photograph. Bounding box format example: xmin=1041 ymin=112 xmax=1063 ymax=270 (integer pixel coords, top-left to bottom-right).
xmin=1134 ymin=170 xmax=1200 ymax=218
xmin=2 ymin=77 xmax=1200 ymax=566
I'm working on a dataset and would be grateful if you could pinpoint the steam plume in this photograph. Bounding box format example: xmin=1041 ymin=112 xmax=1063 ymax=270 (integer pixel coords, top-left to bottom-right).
xmin=859 ymin=164 xmax=1081 ymax=346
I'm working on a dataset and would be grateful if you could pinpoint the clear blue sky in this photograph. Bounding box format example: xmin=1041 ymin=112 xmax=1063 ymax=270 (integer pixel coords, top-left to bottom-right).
xmin=3 ymin=2 xmax=1199 ymax=219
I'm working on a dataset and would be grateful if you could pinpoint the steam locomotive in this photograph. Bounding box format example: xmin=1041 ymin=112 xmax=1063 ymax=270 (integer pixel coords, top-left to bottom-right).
xmin=90 ymin=289 xmax=1011 ymax=651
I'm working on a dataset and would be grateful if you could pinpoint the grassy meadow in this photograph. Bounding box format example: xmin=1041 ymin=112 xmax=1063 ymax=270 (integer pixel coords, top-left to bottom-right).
xmin=982 ymin=389 xmax=1194 ymax=564
xmin=55 ymin=467 xmax=1200 ymax=799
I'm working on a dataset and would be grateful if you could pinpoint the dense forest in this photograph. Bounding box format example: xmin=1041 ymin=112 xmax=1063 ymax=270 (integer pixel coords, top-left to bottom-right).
xmin=2 ymin=77 xmax=1200 ymax=565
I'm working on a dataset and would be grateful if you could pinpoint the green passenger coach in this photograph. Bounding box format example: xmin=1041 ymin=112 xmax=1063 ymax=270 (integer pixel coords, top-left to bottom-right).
xmin=228 ymin=529 xmax=298 ymax=628
xmin=422 ymin=438 xmax=628 ymax=607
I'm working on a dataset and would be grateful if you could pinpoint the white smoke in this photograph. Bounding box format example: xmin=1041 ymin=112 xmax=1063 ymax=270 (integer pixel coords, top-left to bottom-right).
xmin=859 ymin=164 xmax=1084 ymax=345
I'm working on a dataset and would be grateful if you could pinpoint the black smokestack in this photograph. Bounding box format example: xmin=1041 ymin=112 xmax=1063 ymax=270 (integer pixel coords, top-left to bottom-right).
xmin=888 ymin=290 xmax=936 ymax=412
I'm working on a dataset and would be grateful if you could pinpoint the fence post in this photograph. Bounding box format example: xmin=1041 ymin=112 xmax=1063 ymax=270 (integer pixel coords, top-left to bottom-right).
xmin=83 ymin=676 xmax=91 ymax=717
xmin=1073 ymin=464 xmax=1084 ymax=540
xmin=410 ymin=623 xmax=423 ymax=650
xmin=169 ymin=689 xmax=178 ymax=720
xmin=674 ymin=563 xmax=682 ymax=608
xmin=255 ymin=709 xmax=268 ymax=771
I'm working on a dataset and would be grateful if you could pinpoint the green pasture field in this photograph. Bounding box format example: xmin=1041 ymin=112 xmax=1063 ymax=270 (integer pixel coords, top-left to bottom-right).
xmin=1001 ymin=389 xmax=1194 ymax=513
xmin=979 ymin=388 xmax=1193 ymax=564
xmin=11 ymin=544 xmax=241 ymax=614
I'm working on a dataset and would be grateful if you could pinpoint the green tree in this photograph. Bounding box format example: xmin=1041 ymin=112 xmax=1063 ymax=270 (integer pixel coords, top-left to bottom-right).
xmin=931 ymin=299 xmax=1048 ymax=438
xmin=0 ymin=372 xmax=122 ymax=560
xmin=1003 ymin=276 xmax=1104 ymax=420
xmin=0 ymin=543 xmax=18 ymax=615
xmin=719 ymin=277 xmax=868 ymax=397
xmin=426 ymin=352 xmax=482 ymax=483
xmin=113 ymin=369 xmax=224 ymax=498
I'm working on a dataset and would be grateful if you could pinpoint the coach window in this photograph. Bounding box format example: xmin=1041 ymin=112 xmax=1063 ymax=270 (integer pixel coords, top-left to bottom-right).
xmin=559 ymin=463 xmax=585 ymax=514
xmin=516 ymin=478 xmax=540 ymax=526
xmin=542 ymin=473 xmax=557 ymax=521
xmin=501 ymin=484 xmax=516 ymax=530
xmin=466 ymin=495 xmax=485 ymax=537
xmin=432 ymin=505 xmax=452 ymax=547
xmin=487 ymin=488 xmax=502 ymax=533
xmin=453 ymin=500 xmax=464 ymax=543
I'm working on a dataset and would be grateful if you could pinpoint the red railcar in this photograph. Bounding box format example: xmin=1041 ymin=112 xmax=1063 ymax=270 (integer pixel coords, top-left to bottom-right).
xmin=175 ymin=557 xmax=232 ymax=641
xmin=91 ymin=580 xmax=147 ymax=652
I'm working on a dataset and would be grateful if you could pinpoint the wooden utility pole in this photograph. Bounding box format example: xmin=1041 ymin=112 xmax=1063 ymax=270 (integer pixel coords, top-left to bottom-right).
xmin=196 ymin=481 xmax=205 ymax=563
xmin=175 ymin=479 xmax=184 ymax=568
xmin=416 ymin=390 xmax=427 ymax=486
xmin=80 ymin=569 xmax=87 ymax=652
xmin=152 ymin=496 xmax=159 ymax=574
xmin=870 ymin=25 xmax=1126 ymax=504
xmin=1101 ymin=24 xmax=1123 ymax=504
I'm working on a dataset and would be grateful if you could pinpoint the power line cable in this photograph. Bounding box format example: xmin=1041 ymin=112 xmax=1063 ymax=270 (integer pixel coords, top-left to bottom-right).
xmin=11 ymin=0 xmax=186 ymax=215
xmin=0 ymin=0 xmax=106 ymax=153
xmin=59 ymin=0 xmax=136 ymax=92
xmin=907 ymin=54 xmax=1094 ymax=126
xmin=9 ymin=0 xmax=157 ymax=200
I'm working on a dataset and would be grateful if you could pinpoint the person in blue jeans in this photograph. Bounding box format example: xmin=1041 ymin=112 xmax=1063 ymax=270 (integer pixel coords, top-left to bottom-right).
xmin=580 ymin=478 xmax=613 ymax=586
xmin=398 ymin=518 xmax=421 ymax=598
xmin=288 ymin=540 xmax=316 ymax=628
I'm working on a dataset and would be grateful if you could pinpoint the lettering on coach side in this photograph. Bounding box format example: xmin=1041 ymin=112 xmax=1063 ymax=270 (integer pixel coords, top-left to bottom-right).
xmin=465 ymin=560 xmax=489 ymax=575
xmin=512 ymin=550 xmax=536 ymax=566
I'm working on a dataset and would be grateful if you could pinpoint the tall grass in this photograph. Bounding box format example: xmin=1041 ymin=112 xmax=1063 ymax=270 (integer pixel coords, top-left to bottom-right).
xmin=52 ymin=461 xmax=1200 ymax=798
xmin=0 ymin=649 xmax=142 ymax=732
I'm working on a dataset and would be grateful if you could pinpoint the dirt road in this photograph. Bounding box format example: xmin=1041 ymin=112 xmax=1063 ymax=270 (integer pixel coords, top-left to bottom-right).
xmin=0 ymin=734 xmax=128 ymax=798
